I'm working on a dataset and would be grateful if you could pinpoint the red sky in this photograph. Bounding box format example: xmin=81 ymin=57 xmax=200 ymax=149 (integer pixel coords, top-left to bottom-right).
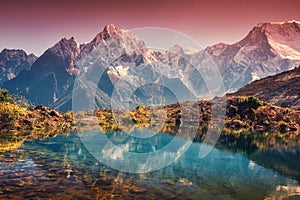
xmin=1 ymin=0 xmax=300 ymax=56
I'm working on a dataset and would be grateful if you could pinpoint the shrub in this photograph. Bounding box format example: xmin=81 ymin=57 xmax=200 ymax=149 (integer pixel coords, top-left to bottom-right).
xmin=238 ymin=96 xmax=263 ymax=108
xmin=0 ymin=88 xmax=11 ymax=103
xmin=0 ymin=102 xmax=26 ymax=128
xmin=65 ymin=111 xmax=74 ymax=119
xmin=0 ymin=88 xmax=30 ymax=108
xmin=10 ymin=94 xmax=31 ymax=108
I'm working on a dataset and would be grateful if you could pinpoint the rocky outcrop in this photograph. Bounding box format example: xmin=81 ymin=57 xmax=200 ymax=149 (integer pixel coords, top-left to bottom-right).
xmin=0 ymin=103 xmax=74 ymax=136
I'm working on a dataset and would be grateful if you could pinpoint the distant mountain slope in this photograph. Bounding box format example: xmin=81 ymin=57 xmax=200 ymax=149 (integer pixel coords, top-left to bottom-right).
xmin=3 ymin=38 xmax=79 ymax=107
xmin=0 ymin=49 xmax=37 ymax=84
xmin=233 ymin=66 xmax=300 ymax=109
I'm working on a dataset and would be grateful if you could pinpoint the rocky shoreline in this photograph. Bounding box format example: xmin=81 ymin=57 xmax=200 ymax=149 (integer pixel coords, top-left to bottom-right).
xmin=75 ymin=96 xmax=300 ymax=151
xmin=1 ymin=96 xmax=300 ymax=155
xmin=0 ymin=103 xmax=74 ymax=156
xmin=0 ymin=105 xmax=74 ymax=136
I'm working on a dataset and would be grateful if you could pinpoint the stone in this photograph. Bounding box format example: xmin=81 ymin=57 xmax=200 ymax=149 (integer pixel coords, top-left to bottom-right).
xmin=129 ymin=187 xmax=147 ymax=194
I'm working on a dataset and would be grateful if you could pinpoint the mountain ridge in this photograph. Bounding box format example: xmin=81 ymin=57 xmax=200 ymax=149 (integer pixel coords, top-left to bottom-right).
xmin=206 ymin=21 xmax=300 ymax=90
xmin=2 ymin=21 xmax=300 ymax=111
xmin=0 ymin=49 xmax=37 ymax=84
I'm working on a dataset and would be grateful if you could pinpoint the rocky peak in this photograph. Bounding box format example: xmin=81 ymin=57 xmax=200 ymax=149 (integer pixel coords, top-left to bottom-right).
xmin=205 ymin=43 xmax=229 ymax=57
xmin=90 ymin=24 xmax=122 ymax=45
xmin=80 ymin=24 xmax=145 ymax=59
xmin=233 ymin=66 xmax=300 ymax=109
xmin=0 ymin=49 xmax=27 ymax=60
xmin=80 ymin=25 xmax=122 ymax=57
xmin=102 ymin=24 xmax=119 ymax=39
xmin=0 ymin=49 xmax=37 ymax=83
xmin=167 ymin=44 xmax=185 ymax=55
xmin=0 ymin=48 xmax=37 ymax=67
xmin=50 ymin=37 xmax=79 ymax=55
xmin=253 ymin=21 xmax=300 ymax=59
xmin=30 ymin=37 xmax=80 ymax=75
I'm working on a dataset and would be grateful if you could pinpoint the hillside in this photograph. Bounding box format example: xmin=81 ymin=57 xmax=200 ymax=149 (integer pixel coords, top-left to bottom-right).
xmin=0 ymin=89 xmax=74 ymax=136
xmin=233 ymin=66 xmax=300 ymax=109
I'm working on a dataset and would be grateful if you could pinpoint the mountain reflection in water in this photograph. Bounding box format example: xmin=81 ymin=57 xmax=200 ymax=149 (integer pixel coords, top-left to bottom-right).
xmin=0 ymin=130 xmax=299 ymax=200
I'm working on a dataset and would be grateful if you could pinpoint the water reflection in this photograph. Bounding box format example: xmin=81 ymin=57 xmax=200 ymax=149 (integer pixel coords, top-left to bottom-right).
xmin=251 ymin=147 xmax=300 ymax=182
xmin=0 ymin=130 xmax=299 ymax=199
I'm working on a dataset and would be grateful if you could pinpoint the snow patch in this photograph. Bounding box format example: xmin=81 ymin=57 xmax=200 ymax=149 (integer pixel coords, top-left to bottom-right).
xmin=107 ymin=65 xmax=131 ymax=80
xmin=270 ymin=20 xmax=300 ymax=24
xmin=251 ymin=72 xmax=260 ymax=81
xmin=234 ymin=45 xmax=257 ymax=64
xmin=269 ymin=40 xmax=300 ymax=60
xmin=184 ymin=47 xmax=199 ymax=55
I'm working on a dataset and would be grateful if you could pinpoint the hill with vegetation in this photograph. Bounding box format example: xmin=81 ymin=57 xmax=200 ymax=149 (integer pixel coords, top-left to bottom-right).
xmin=233 ymin=66 xmax=300 ymax=109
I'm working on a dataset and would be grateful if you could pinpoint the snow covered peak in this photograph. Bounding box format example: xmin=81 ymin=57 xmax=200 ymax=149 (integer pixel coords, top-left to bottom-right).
xmin=93 ymin=24 xmax=125 ymax=42
xmin=103 ymin=24 xmax=118 ymax=36
xmin=80 ymin=24 xmax=145 ymax=59
xmin=246 ymin=21 xmax=300 ymax=40
xmin=205 ymin=42 xmax=229 ymax=57
xmin=235 ymin=21 xmax=300 ymax=60
xmin=167 ymin=44 xmax=184 ymax=55
xmin=258 ymin=21 xmax=300 ymax=59
xmin=257 ymin=21 xmax=300 ymax=32
xmin=256 ymin=20 xmax=300 ymax=27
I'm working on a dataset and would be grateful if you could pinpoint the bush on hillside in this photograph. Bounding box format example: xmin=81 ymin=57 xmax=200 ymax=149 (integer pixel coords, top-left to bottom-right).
xmin=0 ymin=88 xmax=11 ymax=103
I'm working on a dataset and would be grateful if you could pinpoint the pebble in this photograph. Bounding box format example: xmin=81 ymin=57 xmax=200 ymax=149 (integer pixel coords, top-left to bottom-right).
xmin=3 ymin=186 xmax=16 ymax=194
xmin=161 ymin=179 xmax=176 ymax=185
xmin=129 ymin=187 xmax=147 ymax=194
xmin=94 ymin=178 xmax=114 ymax=186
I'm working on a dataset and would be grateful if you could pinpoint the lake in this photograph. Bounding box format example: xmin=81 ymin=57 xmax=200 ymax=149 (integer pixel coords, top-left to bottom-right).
xmin=0 ymin=130 xmax=300 ymax=199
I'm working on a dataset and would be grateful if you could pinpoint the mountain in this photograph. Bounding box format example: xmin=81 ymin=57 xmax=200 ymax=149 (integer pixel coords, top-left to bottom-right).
xmin=3 ymin=37 xmax=80 ymax=107
xmin=233 ymin=66 xmax=300 ymax=109
xmin=2 ymin=25 xmax=189 ymax=111
xmin=2 ymin=21 xmax=300 ymax=111
xmin=0 ymin=49 xmax=37 ymax=84
xmin=206 ymin=20 xmax=300 ymax=91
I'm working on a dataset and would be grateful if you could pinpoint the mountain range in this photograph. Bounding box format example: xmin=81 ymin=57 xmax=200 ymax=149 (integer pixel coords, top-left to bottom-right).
xmin=1 ymin=21 xmax=300 ymax=111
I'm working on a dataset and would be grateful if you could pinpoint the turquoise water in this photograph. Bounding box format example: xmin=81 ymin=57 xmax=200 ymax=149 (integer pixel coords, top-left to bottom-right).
xmin=0 ymin=130 xmax=299 ymax=199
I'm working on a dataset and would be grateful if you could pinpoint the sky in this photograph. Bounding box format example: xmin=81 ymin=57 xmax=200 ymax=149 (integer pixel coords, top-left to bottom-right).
xmin=1 ymin=0 xmax=300 ymax=56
